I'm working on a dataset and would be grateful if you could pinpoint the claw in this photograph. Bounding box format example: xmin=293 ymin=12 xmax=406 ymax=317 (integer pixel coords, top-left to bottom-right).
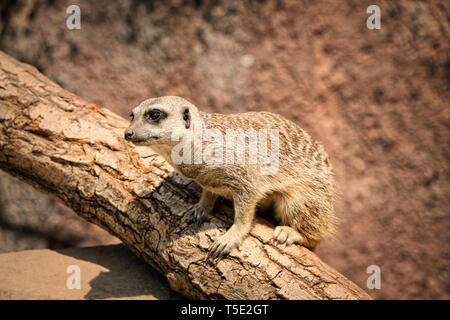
xmin=187 ymin=204 xmax=207 ymax=227
xmin=207 ymin=232 xmax=241 ymax=261
xmin=216 ymin=243 xmax=230 ymax=260
xmin=187 ymin=200 xmax=215 ymax=228
xmin=207 ymin=241 xmax=221 ymax=260
xmin=194 ymin=208 xmax=204 ymax=226
xmin=186 ymin=206 xmax=195 ymax=220
xmin=207 ymin=242 xmax=218 ymax=260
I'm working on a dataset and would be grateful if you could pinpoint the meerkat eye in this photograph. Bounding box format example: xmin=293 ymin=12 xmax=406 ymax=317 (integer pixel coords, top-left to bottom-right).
xmin=146 ymin=109 xmax=162 ymax=121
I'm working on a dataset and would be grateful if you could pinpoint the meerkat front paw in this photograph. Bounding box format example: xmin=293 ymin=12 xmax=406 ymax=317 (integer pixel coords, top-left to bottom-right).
xmin=208 ymin=229 xmax=245 ymax=260
xmin=188 ymin=202 xmax=213 ymax=226
xmin=188 ymin=190 xmax=218 ymax=226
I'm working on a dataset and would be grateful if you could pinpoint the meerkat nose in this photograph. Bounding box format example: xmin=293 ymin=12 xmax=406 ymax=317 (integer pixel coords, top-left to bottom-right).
xmin=124 ymin=129 xmax=135 ymax=140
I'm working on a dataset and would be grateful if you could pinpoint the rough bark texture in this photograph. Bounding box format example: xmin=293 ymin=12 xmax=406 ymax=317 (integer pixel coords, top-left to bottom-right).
xmin=0 ymin=51 xmax=371 ymax=300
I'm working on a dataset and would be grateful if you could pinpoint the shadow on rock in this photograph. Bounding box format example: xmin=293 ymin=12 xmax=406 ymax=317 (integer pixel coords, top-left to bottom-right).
xmin=58 ymin=244 xmax=184 ymax=300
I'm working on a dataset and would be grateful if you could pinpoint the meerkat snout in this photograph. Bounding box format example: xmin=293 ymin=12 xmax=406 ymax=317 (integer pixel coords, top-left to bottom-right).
xmin=124 ymin=128 xmax=135 ymax=140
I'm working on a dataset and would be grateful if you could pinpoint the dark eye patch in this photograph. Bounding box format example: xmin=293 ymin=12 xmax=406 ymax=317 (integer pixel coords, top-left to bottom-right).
xmin=145 ymin=109 xmax=167 ymax=122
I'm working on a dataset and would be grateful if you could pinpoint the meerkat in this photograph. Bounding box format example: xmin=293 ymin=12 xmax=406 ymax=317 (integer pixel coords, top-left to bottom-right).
xmin=125 ymin=96 xmax=336 ymax=259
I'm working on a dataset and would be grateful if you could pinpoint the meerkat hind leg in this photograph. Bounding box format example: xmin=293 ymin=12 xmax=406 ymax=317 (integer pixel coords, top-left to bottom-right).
xmin=274 ymin=225 xmax=317 ymax=250
xmin=274 ymin=225 xmax=303 ymax=245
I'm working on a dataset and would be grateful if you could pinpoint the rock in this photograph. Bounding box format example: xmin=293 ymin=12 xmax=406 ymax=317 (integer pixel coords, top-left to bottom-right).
xmin=0 ymin=244 xmax=183 ymax=299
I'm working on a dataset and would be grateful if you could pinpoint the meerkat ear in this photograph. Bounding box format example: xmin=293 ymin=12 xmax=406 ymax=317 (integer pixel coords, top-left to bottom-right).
xmin=183 ymin=108 xmax=191 ymax=129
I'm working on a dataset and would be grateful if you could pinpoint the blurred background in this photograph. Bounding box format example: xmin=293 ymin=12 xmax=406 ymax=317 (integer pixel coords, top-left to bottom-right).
xmin=0 ymin=0 xmax=448 ymax=299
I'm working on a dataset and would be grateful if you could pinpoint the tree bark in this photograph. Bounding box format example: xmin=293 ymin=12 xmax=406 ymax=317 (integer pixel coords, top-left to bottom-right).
xmin=0 ymin=51 xmax=371 ymax=300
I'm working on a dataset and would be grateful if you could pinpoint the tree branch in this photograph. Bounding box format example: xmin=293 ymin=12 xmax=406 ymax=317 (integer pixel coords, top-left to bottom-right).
xmin=0 ymin=51 xmax=371 ymax=299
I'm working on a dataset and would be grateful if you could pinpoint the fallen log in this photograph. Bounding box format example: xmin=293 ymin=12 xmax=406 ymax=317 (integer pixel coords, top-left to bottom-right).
xmin=0 ymin=51 xmax=371 ymax=299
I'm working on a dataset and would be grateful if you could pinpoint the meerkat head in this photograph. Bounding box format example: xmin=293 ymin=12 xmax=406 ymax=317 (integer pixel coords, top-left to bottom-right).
xmin=125 ymin=96 xmax=197 ymax=146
